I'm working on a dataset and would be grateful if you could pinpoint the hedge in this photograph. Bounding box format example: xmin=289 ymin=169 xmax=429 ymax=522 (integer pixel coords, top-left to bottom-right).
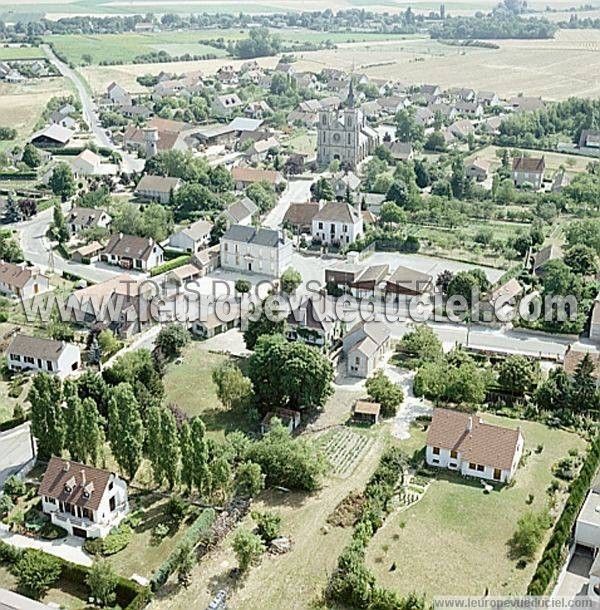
xmin=0 ymin=172 xmax=37 ymax=181
xmin=0 ymin=415 xmax=28 ymax=433
xmin=527 ymin=434 xmax=600 ymax=595
xmin=151 ymin=508 xmax=215 ymax=590
xmin=0 ymin=540 xmax=151 ymax=609
xmin=34 ymin=146 xmax=113 ymax=157
xmin=149 ymin=255 xmax=190 ymax=277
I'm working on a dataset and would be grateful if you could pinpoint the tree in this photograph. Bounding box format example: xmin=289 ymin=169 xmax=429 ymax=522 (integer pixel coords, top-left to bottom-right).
xmin=243 ymin=302 xmax=286 ymax=350
xmin=232 ymin=527 xmax=265 ymax=572
xmin=311 ymin=177 xmax=335 ymax=201
xmin=28 ymin=373 xmax=65 ymax=460
xmin=13 ymin=549 xmax=62 ymax=599
xmin=564 ymin=244 xmax=598 ymax=275
xmin=212 ymin=362 xmax=253 ymax=410
xmin=248 ymin=334 xmax=334 ymax=411
xmin=49 ymin=163 xmax=76 ymax=200
xmin=570 ymin=353 xmax=599 ymax=415
xmin=86 ymin=559 xmax=118 ymax=607
xmin=497 ymin=355 xmax=541 ymax=395
xmin=155 ymin=323 xmax=189 ymax=359
xmin=97 ymin=329 xmax=119 ymax=359
xmin=399 ymin=324 xmax=443 ymax=362
xmin=51 ymin=200 xmax=69 ymax=243
xmin=394 ymin=108 xmax=424 ymax=142
xmin=447 ymin=270 xmax=489 ymax=307
xmin=386 ymin=180 xmax=409 ymax=207
xmin=235 ymin=461 xmax=264 ymax=497
xmin=64 ymin=380 xmax=104 ymax=465
xmin=108 ymin=383 xmax=145 ymax=480
xmin=159 ymin=407 xmax=182 ymax=489
xmin=509 ymin=510 xmax=551 ymax=562
xmin=189 ymin=417 xmax=212 ymax=496
xmin=424 ymin=131 xmax=447 ymax=152
xmin=280 ymin=268 xmax=302 ymax=294
xmin=565 ymin=219 xmax=600 ymax=255
xmin=365 ymin=370 xmax=404 ymax=417
xmin=450 ymin=154 xmax=467 ymax=199
xmin=179 ymin=420 xmax=195 ymax=492
xmin=22 ymin=143 xmax=41 ymax=168
xmin=235 ymin=278 xmax=251 ymax=294
xmin=176 ymin=541 xmax=194 ymax=588
xmin=379 ymin=202 xmax=405 ymax=224
xmin=246 ymin=181 xmax=277 ymax=213
xmin=252 ymin=510 xmax=281 ymax=543
xmin=533 ymin=368 xmax=572 ymax=415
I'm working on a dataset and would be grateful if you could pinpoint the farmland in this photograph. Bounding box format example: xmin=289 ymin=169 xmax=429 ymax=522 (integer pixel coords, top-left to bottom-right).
xmin=0 ymin=45 xmax=46 ymax=60
xmin=365 ymin=417 xmax=587 ymax=598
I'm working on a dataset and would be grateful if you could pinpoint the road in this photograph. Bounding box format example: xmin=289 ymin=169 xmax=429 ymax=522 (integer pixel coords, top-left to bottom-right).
xmin=41 ymin=44 xmax=144 ymax=174
xmin=17 ymin=203 xmax=124 ymax=283
xmin=263 ymin=178 xmax=314 ymax=228
xmin=0 ymin=422 xmax=35 ymax=490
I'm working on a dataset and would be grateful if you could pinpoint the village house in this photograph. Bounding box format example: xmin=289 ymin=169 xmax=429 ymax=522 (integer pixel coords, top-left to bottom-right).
xmin=312 ymin=201 xmax=363 ymax=246
xmin=29 ymin=124 xmax=74 ymax=148
xmin=330 ymin=171 xmax=361 ymax=200
xmin=220 ymin=225 xmax=292 ymax=277
xmin=135 ymin=175 xmax=181 ymax=204
xmin=101 ymin=233 xmax=164 ymax=271
xmin=230 ymin=166 xmax=283 ymax=190
xmin=0 ymin=261 xmax=49 ymax=299
xmin=465 ymin=158 xmax=491 ymax=182
xmin=65 ymin=206 xmax=112 ymax=236
xmin=286 ymin=295 xmax=342 ymax=350
xmin=106 ymin=82 xmax=132 ymax=107
xmin=563 ymin=345 xmax=600 ymax=387
xmin=425 ymin=408 xmax=524 ymax=483
xmin=39 ymin=457 xmax=129 ymax=539
xmin=386 ymin=141 xmax=414 ymax=162
xmin=71 ymin=241 xmax=103 ymax=264
xmin=244 ymin=136 xmax=280 ymax=163
xmin=512 ymin=156 xmax=545 ymax=189
xmin=211 ymin=93 xmax=243 ymax=117
xmin=579 ymin=129 xmax=600 ymax=153
xmin=508 ymin=96 xmax=544 ymax=113
xmin=476 ymin=91 xmax=500 ymax=107
xmin=222 ymin=197 xmax=259 ymax=226
xmin=283 ymin=202 xmax=322 ymax=234
xmin=325 ymin=263 xmax=389 ymax=299
xmin=532 ymin=244 xmax=561 ymax=275
xmin=574 ymin=475 xmax=600 ymax=557
xmin=6 ymin=334 xmax=80 ymax=378
xmin=343 ymin=321 xmax=391 ymax=378
xmin=168 ymin=219 xmax=213 ymax=253
xmin=69 ymin=149 xmax=103 ymax=177
xmin=386 ymin=265 xmax=434 ymax=297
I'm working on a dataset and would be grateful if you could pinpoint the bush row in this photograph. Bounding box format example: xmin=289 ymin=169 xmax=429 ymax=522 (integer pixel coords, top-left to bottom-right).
xmin=527 ymin=434 xmax=600 ymax=595
xmin=0 ymin=172 xmax=38 ymax=181
xmin=326 ymin=447 xmax=425 ymax=609
xmin=0 ymin=539 xmax=151 ymax=609
xmin=149 ymin=255 xmax=191 ymax=277
xmin=151 ymin=507 xmax=216 ymax=590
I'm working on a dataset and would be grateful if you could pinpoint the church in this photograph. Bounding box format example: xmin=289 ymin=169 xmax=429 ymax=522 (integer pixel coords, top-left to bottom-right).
xmin=316 ymin=83 xmax=379 ymax=169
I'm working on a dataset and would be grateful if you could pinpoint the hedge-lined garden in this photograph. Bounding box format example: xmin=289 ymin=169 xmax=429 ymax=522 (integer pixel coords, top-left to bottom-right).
xmin=527 ymin=434 xmax=600 ymax=595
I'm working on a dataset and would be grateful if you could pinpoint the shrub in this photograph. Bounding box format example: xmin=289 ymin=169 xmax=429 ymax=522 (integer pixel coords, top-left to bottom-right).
xmin=232 ymin=527 xmax=265 ymax=572
xmin=39 ymin=522 xmax=67 ymax=540
xmin=102 ymin=523 xmax=133 ymax=556
xmin=83 ymin=537 xmax=104 ymax=556
xmin=87 ymin=559 xmax=118 ymax=607
xmin=0 ymin=494 xmax=14 ymax=516
xmin=3 ymin=475 xmax=26 ymax=499
xmin=149 ymin=255 xmax=190 ymax=277
xmin=11 ymin=548 xmax=62 ymax=598
xmin=252 ymin=511 xmax=281 ymax=543
xmin=167 ymin=496 xmax=187 ymax=520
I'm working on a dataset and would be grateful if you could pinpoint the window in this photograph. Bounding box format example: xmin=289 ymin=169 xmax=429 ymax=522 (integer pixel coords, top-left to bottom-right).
xmin=432 ymin=447 xmax=440 ymax=455
xmin=109 ymin=496 xmax=116 ymax=511
xmin=24 ymin=356 xmax=34 ymax=364
xmin=318 ymin=222 xmax=323 ymax=230
xmin=476 ymin=464 xmax=485 ymax=472
xmin=46 ymin=361 xmax=53 ymax=371
xmin=12 ymin=354 xmax=20 ymax=362
xmin=469 ymin=462 xmax=477 ymax=470
xmin=450 ymin=450 xmax=458 ymax=459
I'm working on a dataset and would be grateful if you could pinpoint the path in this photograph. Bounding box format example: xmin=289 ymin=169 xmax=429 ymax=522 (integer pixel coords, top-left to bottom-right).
xmin=0 ymin=527 xmax=92 ymax=566
xmin=263 ymin=178 xmax=313 ymax=229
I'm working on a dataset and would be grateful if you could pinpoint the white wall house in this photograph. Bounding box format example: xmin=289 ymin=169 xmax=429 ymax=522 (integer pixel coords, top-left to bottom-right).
xmin=70 ymin=149 xmax=103 ymax=177
xmin=312 ymin=201 xmax=363 ymax=246
xmin=426 ymin=408 xmax=524 ymax=483
xmin=0 ymin=261 xmax=50 ymax=299
xmin=65 ymin=206 xmax=112 ymax=236
xmin=168 ymin=219 xmax=213 ymax=254
xmin=39 ymin=457 xmax=129 ymax=539
xmin=6 ymin=334 xmax=80 ymax=378
xmin=220 ymin=225 xmax=292 ymax=278
xmin=101 ymin=233 xmax=164 ymax=271
xmin=343 ymin=321 xmax=391 ymax=378
xmin=135 ymin=175 xmax=181 ymax=205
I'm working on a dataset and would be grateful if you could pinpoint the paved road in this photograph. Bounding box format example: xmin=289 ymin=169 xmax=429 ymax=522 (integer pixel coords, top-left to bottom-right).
xmin=17 ymin=203 xmax=124 ymax=283
xmin=263 ymin=178 xmax=314 ymax=228
xmin=41 ymin=44 xmax=143 ymax=174
xmin=0 ymin=422 xmax=35 ymax=490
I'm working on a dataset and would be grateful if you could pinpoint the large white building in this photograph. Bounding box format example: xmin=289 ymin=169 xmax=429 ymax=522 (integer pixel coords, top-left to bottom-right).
xmin=6 ymin=334 xmax=80 ymax=378
xmin=312 ymin=201 xmax=363 ymax=246
xmin=39 ymin=457 xmax=129 ymax=539
xmin=425 ymin=408 xmax=524 ymax=483
xmin=220 ymin=225 xmax=292 ymax=278
xmin=316 ymin=83 xmax=379 ymax=168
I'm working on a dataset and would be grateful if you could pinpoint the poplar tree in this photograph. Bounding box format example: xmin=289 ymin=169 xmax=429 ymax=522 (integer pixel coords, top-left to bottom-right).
xmin=179 ymin=421 xmax=194 ymax=493
xmin=28 ymin=373 xmax=65 ymax=460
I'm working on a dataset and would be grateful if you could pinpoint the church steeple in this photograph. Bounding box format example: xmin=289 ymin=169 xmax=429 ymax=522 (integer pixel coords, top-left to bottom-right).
xmin=347 ymin=79 xmax=355 ymax=109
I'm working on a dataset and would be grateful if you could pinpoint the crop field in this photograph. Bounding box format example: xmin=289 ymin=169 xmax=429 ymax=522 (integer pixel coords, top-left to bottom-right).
xmin=0 ymin=45 xmax=46 ymax=60
xmin=321 ymin=427 xmax=373 ymax=478
xmin=365 ymin=416 xmax=587 ymax=598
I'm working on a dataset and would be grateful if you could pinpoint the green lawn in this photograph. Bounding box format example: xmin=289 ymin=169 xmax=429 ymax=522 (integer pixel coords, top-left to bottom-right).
xmin=162 ymin=342 xmax=253 ymax=438
xmin=106 ymin=493 xmax=193 ymax=579
xmin=0 ymin=46 xmax=45 ymax=60
xmin=366 ymin=416 xmax=587 ymax=598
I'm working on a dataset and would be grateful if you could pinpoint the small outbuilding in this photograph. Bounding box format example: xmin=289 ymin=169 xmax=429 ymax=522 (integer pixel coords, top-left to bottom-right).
xmin=352 ymin=400 xmax=381 ymax=425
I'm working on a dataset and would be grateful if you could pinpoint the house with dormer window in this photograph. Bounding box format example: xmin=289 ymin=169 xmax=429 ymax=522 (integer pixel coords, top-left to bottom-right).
xmin=39 ymin=457 xmax=129 ymax=539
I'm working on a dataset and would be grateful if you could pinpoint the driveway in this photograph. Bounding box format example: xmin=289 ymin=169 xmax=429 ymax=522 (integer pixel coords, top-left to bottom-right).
xmin=0 ymin=422 xmax=35 ymax=490
xmin=554 ymin=547 xmax=596 ymax=604
xmin=0 ymin=527 xmax=92 ymax=566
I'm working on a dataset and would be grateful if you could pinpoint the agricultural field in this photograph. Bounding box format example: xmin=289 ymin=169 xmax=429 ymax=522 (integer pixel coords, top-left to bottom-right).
xmin=467 ymin=145 xmax=594 ymax=175
xmin=0 ymin=45 xmax=46 ymax=60
xmin=162 ymin=342 xmax=254 ymax=439
xmin=365 ymin=416 xmax=587 ymax=598
xmin=321 ymin=427 xmax=374 ymax=478
xmin=0 ymin=77 xmax=71 ymax=147
xmin=286 ymin=130 xmax=317 ymax=156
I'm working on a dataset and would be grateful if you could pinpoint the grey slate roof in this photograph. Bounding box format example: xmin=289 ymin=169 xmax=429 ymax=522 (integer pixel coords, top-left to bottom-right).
xmin=222 ymin=225 xmax=285 ymax=248
xmin=7 ymin=334 xmax=70 ymax=360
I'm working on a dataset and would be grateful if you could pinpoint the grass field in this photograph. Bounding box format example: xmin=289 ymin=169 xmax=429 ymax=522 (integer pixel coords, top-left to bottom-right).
xmin=162 ymin=342 xmax=254 ymax=438
xmin=0 ymin=77 xmax=71 ymax=144
xmin=0 ymin=45 xmax=45 ymax=60
xmin=365 ymin=416 xmax=587 ymax=598
xmin=45 ymin=31 xmax=230 ymax=66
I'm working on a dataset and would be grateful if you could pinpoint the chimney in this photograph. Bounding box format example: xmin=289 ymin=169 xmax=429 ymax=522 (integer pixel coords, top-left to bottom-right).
xmin=466 ymin=416 xmax=473 ymax=432
xmin=81 ymin=469 xmax=86 ymax=486
xmin=63 ymin=461 xmax=70 ymax=472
